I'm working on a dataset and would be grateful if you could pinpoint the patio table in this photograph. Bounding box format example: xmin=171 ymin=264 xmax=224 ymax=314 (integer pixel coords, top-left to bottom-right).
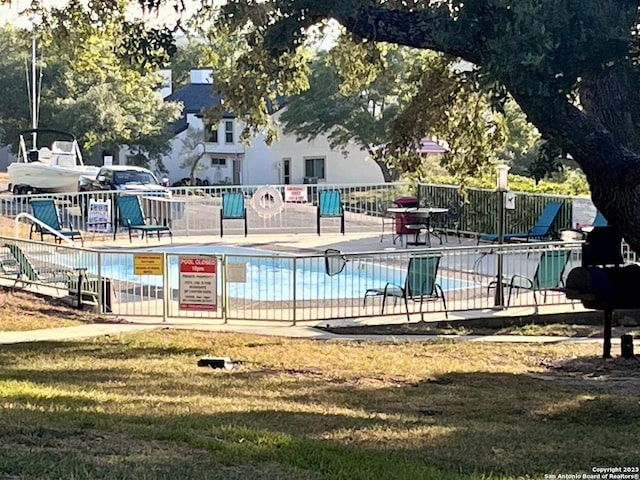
xmin=387 ymin=207 xmax=449 ymax=247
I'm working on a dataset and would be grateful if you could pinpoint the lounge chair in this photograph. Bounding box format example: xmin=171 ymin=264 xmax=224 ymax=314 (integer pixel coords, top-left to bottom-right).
xmin=317 ymin=190 xmax=345 ymax=235
xmin=30 ymin=199 xmax=83 ymax=245
xmin=114 ymin=195 xmax=172 ymax=242
xmin=487 ymin=248 xmax=572 ymax=313
xmin=2 ymin=243 xmax=70 ymax=288
xmin=478 ymin=201 xmax=563 ymax=244
xmin=220 ymin=192 xmax=247 ymax=237
xmin=363 ymin=254 xmax=447 ymax=320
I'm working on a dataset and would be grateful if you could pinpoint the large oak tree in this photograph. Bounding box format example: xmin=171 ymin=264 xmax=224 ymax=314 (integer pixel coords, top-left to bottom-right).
xmin=206 ymin=0 xmax=640 ymax=250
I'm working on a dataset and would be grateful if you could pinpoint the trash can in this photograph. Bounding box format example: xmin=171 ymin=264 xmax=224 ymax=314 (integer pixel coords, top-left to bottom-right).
xmin=393 ymin=196 xmax=419 ymax=234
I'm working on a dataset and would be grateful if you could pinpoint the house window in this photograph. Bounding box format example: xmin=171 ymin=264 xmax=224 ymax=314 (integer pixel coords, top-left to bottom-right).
xmin=224 ymin=120 xmax=234 ymax=143
xmin=205 ymin=121 xmax=218 ymax=143
xmin=211 ymin=158 xmax=226 ymax=166
xmin=304 ymin=157 xmax=325 ymax=179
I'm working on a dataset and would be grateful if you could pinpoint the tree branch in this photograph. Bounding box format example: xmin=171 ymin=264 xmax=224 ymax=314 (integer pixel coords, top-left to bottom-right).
xmin=265 ymin=2 xmax=482 ymax=64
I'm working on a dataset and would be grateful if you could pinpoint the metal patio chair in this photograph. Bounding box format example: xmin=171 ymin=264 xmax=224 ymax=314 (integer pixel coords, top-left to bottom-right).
xmin=317 ymin=190 xmax=345 ymax=235
xmin=115 ymin=195 xmax=172 ymax=242
xmin=363 ymin=254 xmax=447 ymax=321
xmin=220 ymin=191 xmax=248 ymax=237
xmin=30 ymin=199 xmax=83 ymax=245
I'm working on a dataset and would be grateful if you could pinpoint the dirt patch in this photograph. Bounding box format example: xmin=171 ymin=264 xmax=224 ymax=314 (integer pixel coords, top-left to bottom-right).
xmin=534 ymin=355 xmax=640 ymax=395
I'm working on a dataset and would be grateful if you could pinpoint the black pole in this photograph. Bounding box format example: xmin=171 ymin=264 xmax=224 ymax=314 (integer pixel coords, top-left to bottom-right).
xmin=603 ymin=309 xmax=613 ymax=359
xmin=494 ymin=190 xmax=505 ymax=308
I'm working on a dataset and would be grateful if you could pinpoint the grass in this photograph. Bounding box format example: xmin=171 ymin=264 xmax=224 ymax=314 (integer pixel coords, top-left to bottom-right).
xmin=1 ymin=292 xmax=639 ymax=479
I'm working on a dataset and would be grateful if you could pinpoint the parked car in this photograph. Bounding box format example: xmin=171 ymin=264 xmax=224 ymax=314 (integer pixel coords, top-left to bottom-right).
xmin=79 ymin=165 xmax=171 ymax=198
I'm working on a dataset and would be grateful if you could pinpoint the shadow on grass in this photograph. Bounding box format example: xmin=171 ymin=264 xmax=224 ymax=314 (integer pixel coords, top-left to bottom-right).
xmin=1 ymin=337 xmax=639 ymax=479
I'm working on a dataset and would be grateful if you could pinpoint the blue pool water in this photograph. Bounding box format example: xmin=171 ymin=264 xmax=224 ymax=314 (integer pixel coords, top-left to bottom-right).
xmin=71 ymin=244 xmax=471 ymax=301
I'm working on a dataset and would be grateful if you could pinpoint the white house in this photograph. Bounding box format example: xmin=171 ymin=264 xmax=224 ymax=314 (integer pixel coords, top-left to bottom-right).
xmin=151 ymin=68 xmax=384 ymax=186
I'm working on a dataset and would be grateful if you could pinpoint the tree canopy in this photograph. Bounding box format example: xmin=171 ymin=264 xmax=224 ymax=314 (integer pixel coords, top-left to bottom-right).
xmin=0 ymin=22 xmax=180 ymax=166
xmin=5 ymin=0 xmax=640 ymax=249
xmin=203 ymin=0 xmax=640 ymax=250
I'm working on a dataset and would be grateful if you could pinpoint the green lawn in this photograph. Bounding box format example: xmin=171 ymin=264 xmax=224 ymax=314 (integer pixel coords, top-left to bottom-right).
xmin=0 ymin=329 xmax=637 ymax=480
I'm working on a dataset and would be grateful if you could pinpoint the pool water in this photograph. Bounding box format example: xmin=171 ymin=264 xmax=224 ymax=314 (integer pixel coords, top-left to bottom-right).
xmin=70 ymin=244 xmax=471 ymax=301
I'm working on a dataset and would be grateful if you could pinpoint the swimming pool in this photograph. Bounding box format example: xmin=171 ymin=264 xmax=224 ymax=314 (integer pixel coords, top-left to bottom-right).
xmin=70 ymin=244 xmax=472 ymax=301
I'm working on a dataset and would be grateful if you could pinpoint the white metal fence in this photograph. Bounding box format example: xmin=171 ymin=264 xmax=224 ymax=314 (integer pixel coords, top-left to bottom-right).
xmin=0 ymin=236 xmax=589 ymax=323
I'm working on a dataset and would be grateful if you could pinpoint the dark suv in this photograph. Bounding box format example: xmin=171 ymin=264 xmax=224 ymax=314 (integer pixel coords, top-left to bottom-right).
xmin=79 ymin=165 xmax=171 ymax=198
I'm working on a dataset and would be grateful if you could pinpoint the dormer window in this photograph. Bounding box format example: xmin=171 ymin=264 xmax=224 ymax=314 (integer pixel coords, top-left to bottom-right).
xmin=225 ymin=120 xmax=234 ymax=143
xmin=205 ymin=122 xmax=218 ymax=143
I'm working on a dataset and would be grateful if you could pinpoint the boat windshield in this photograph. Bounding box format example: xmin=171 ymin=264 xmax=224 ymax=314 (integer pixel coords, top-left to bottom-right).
xmin=51 ymin=140 xmax=75 ymax=154
xmin=113 ymin=170 xmax=159 ymax=185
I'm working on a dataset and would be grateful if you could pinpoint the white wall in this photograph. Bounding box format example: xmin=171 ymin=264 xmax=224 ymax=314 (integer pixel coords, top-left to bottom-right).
xmin=156 ymin=109 xmax=385 ymax=186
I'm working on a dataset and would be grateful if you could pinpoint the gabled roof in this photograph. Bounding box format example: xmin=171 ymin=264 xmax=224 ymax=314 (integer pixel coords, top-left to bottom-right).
xmin=164 ymin=78 xmax=287 ymax=136
xmin=165 ymin=83 xmax=223 ymax=115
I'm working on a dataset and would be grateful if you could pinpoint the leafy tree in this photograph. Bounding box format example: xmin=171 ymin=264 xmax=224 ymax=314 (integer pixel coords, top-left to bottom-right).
xmin=202 ymin=1 xmax=640 ymax=250
xmin=0 ymin=22 xmax=180 ymax=167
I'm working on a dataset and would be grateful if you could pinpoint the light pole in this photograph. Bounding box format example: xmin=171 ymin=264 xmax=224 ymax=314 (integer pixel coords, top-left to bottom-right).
xmin=494 ymin=164 xmax=509 ymax=308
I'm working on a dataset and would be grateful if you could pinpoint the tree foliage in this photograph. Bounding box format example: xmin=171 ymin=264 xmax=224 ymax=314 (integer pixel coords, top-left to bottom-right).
xmin=0 ymin=20 xmax=180 ymax=166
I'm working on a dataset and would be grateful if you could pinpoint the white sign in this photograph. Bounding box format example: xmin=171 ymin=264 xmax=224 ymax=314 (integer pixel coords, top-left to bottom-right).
xmin=103 ymin=155 xmax=113 ymax=166
xmin=179 ymin=256 xmax=217 ymax=311
xmin=505 ymin=192 xmax=516 ymax=210
xmin=87 ymin=199 xmax=112 ymax=232
xmin=284 ymin=186 xmax=308 ymax=203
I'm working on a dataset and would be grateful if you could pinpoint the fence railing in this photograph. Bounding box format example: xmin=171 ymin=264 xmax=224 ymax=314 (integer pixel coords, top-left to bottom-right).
xmin=417 ymin=183 xmax=573 ymax=236
xmin=0 ymin=235 xmax=588 ymax=323
xmin=0 ymin=182 xmax=585 ymax=240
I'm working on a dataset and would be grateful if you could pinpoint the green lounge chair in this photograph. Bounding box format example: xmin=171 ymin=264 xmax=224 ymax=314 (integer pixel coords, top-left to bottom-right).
xmin=317 ymin=190 xmax=345 ymax=235
xmin=115 ymin=195 xmax=172 ymax=242
xmin=220 ymin=192 xmax=247 ymax=237
xmin=363 ymin=254 xmax=447 ymax=321
xmin=30 ymin=199 xmax=83 ymax=245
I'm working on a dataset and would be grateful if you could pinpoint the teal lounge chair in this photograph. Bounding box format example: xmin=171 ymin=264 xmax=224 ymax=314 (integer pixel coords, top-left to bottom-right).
xmin=220 ymin=192 xmax=247 ymax=237
xmin=3 ymin=243 xmax=70 ymax=288
xmin=317 ymin=190 xmax=345 ymax=235
xmin=363 ymin=254 xmax=447 ymax=321
xmin=478 ymin=201 xmax=563 ymax=244
xmin=30 ymin=199 xmax=83 ymax=245
xmin=488 ymin=249 xmax=571 ymax=313
xmin=115 ymin=195 xmax=172 ymax=242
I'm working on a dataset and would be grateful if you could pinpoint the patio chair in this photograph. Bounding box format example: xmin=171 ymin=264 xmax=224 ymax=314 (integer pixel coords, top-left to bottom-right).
xmin=363 ymin=254 xmax=447 ymax=321
xmin=432 ymin=199 xmax=465 ymax=244
xmin=487 ymin=248 xmax=572 ymax=313
xmin=477 ymin=201 xmax=563 ymax=244
xmin=3 ymin=243 xmax=70 ymax=288
xmin=30 ymin=199 xmax=83 ymax=245
xmin=114 ymin=195 xmax=172 ymax=242
xmin=220 ymin=192 xmax=247 ymax=237
xmin=378 ymin=199 xmax=398 ymax=243
xmin=317 ymin=190 xmax=345 ymax=235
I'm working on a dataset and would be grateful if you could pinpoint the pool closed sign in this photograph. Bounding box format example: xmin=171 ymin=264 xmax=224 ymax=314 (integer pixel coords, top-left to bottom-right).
xmin=178 ymin=256 xmax=217 ymax=311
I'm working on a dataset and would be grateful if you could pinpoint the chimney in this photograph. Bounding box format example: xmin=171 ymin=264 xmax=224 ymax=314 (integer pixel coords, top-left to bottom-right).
xmin=190 ymin=68 xmax=213 ymax=85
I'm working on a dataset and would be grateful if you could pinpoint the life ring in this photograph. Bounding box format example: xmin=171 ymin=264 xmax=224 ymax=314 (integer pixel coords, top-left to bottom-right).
xmin=251 ymin=186 xmax=284 ymax=218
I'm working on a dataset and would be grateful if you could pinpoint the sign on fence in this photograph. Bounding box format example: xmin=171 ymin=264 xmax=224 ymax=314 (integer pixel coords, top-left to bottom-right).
xmin=87 ymin=199 xmax=112 ymax=232
xmin=133 ymin=254 xmax=164 ymax=275
xmin=178 ymin=255 xmax=217 ymax=311
xmin=284 ymin=186 xmax=308 ymax=203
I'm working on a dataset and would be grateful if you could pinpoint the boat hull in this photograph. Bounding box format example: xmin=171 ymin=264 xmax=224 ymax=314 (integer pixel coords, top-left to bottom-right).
xmin=8 ymin=162 xmax=100 ymax=193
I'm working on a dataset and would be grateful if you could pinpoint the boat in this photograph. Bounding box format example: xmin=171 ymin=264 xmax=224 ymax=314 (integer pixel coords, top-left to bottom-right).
xmin=8 ymin=128 xmax=100 ymax=195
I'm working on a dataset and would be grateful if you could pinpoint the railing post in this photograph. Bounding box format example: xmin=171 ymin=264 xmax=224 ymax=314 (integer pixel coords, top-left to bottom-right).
xmin=292 ymin=256 xmax=297 ymax=326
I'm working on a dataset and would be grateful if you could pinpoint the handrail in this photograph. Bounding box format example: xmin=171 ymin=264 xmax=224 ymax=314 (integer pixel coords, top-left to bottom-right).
xmin=14 ymin=212 xmax=76 ymax=246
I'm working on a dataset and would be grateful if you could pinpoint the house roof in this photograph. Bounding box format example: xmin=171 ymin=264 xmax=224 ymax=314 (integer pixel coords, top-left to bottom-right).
xmin=164 ymin=79 xmax=287 ymax=136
